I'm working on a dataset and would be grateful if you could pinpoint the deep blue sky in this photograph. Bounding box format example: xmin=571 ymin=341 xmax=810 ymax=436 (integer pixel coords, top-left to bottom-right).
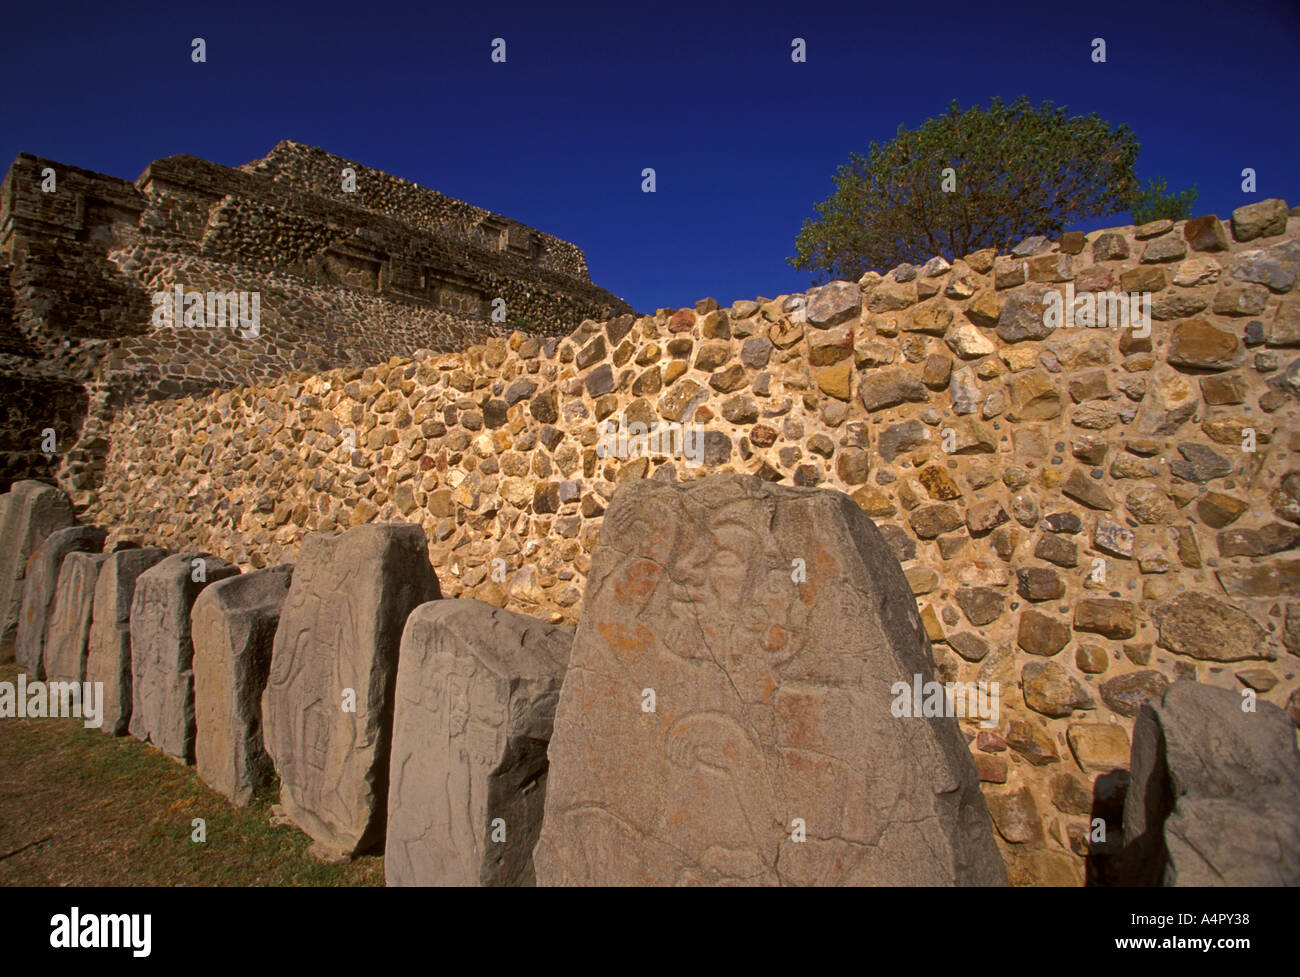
xmin=3 ymin=0 xmax=1297 ymax=313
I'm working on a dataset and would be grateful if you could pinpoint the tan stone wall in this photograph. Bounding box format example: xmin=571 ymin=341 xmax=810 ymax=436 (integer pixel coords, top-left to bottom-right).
xmin=239 ymin=141 xmax=592 ymax=281
xmin=83 ymin=201 xmax=1300 ymax=885
xmin=0 ymin=144 xmax=631 ymax=494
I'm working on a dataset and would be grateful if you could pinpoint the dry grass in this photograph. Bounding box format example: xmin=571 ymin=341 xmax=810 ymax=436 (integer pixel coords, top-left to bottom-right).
xmin=0 ymin=662 xmax=383 ymax=886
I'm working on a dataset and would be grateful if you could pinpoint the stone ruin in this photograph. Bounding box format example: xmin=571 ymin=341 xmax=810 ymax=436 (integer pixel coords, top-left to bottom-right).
xmin=386 ymin=599 xmax=572 ymax=885
xmin=2 ymin=174 xmax=1299 ymax=885
xmin=261 ymin=524 xmax=440 ymax=856
xmin=0 ymin=141 xmax=631 ymax=497
xmin=6 ymin=471 xmax=1296 ymax=886
xmin=534 ymin=475 xmax=1007 ymax=885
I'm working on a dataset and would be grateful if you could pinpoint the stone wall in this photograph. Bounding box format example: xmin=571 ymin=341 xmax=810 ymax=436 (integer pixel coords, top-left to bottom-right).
xmin=0 ymin=143 xmax=631 ymax=495
xmin=240 ymin=141 xmax=591 ymax=280
xmin=77 ymin=200 xmax=1300 ymax=884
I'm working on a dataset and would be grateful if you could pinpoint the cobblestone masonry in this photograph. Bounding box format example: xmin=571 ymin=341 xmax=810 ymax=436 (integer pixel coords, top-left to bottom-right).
xmin=45 ymin=200 xmax=1300 ymax=884
xmin=0 ymin=142 xmax=631 ymax=494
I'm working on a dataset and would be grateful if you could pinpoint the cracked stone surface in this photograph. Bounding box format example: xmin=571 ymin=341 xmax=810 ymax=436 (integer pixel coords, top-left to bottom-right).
xmin=192 ymin=565 xmax=294 ymax=806
xmin=128 ymin=552 xmax=240 ymax=760
xmin=1122 ymin=681 xmax=1300 ymax=885
xmin=262 ymin=524 xmax=441 ymax=856
xmin=534 ymin=473 xmax=1007 ymax=885
xmin=386 ymin=599 xmax=572 ymax=886
xmin=85 ymin=547 xmax=169 ymax=735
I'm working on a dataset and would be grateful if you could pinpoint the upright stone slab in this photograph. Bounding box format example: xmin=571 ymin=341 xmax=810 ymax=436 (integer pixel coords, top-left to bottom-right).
xmin=0 ymin=481 xmax=76 ymax=660
xmin=42 ymin=551 xmax=110 ymax=686
xmin=192 ymin=565 xmax=294 ymax=806
xmin=86 ymin=547 xmax=168 ymax=735
xmin=262 ymin=524 xmax=441 ymax=856
xmin=1122 ymin=681 xmax=1300 ymax=885
xmin=14 ymin=525 xmax=107 ymax=677
xmin=386 ymin=599 xmax=573 ymax=886
xmin=128 ymin=553 xmax=240 ymax=761
xmin=535 ymin=474 xmax=1007 ymax=886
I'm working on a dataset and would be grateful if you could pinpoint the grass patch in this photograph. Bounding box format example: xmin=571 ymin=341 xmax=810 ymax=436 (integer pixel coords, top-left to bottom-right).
xmin=0 ymin=663 xmax=383 ymax=886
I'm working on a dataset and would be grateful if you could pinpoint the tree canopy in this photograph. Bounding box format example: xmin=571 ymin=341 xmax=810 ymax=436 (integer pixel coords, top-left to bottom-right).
xmin=1128 ymin=176 xmax=1198 ymax=225
xmin=789 ymin=97 xmax=1142 ymax=282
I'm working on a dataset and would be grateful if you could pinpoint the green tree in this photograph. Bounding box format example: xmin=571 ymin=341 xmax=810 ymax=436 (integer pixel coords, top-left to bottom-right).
xmin=1128 ymin=176 xmax=1198 ymax=225
xmin=789 ymin=97 xmax=1141 ymax=283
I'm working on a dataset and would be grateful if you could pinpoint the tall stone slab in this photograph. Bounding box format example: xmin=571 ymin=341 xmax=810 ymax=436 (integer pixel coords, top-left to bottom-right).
xmin=192 ymin=565 xmax=294 ymax=806
xmin=0 ymin=480 xmax=76 ymax=660
xmin=386 ymin=599 xmax=573 ymax=886
xmin=86 ymin=547 xmax=169 ymax=735
xmin=42 ymin=551 xmax=110 ymax=686
xmin=128 ymin=553 xmax=240 ymax=760
xmin=262 ymin=524 xmax=441 ymax=856
xmin=535 ymin=474 xmax=1007 ymax=886
xmin=1122 ymin=681 xmax=1300 ymax=885
xmin=16 ymin=526 xmax=110 ymax=678
xmin=14 ymin=525 xmax=107 ymax=677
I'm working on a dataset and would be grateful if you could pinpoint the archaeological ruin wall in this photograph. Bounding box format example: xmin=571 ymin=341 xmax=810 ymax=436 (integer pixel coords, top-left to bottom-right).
xmin=0 ymin=142 xmax=631 ymax=495
xmin=75 ymin=198 xmax=1300 ymax=885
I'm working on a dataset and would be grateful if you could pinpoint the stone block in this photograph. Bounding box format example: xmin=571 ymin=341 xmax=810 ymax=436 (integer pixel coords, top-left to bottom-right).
xmin=0 ymin=481 xmax=76 ymax=659
xmin=386 ymin=599 xmax=572 ymax=886
xmin=14 ymin=525 xmax=106 ymax=677
xmin=534 ymin=474 xmax=1006 ymax=885
xmin=42 ymin=552 xmax=109 ymax=686
xmin=192 ymin=565 xmax=294 ymax=806
xmin=128 ymin=553 xmax=240 ymax=760
xmin=85 ymin=547 xmax=168 ymax=735
xmin=1122 ymin=682 xmax=1300 ymax=885
xmin=262 ymin=524 xmax=441 ymax=856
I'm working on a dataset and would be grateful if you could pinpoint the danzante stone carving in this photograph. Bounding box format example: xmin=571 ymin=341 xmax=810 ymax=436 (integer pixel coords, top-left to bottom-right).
xmin=128 ymin=553 xmax=240 ymax=761
xmin=15 ymin=525 xmax=106 ymax=677
xmin=192 ymin=564 xmax=294 ymax=806
xmin=3 ymin=195 xmax=1299 ymax=886
xmin=86 ymin=547 xmax=168 ymax=735
xmin=386 ymin=599 xmax=572 ymax=886
xmin=534 ymin=475 xmax=1008 ymax=885
xmin=262 ymin=524 xmax=440 ymax=856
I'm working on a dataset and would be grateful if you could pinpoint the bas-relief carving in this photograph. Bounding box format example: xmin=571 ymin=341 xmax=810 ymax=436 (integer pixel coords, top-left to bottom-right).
xmin=538 ymin=477 xmax=1004 ymax=886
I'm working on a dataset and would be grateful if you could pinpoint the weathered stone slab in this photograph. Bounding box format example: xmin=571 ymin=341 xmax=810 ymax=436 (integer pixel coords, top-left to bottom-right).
xmin=0 ymin=481 xmax=76 ymax=660
xmin=262 ymin=524 xmax=441 ymax=856
xmin=42 ymin=552 xmax=110 ymax=686
xmin=386 ymin=599 xmax=573 ymax=886
xmin=128 ymin=553 xmax=240 ymax=760
xmin=14 ymin=525 xmax=107 ymax=677
xmin=1122 ymin=682 xmax=1300 ymax=885
xmin=192 ymin=565 xmax=294 ymax=806
xmin=85 ymin=547 xmax=169 ymax=735
xmin=534 ymin=473 xmax=1007 ymax=886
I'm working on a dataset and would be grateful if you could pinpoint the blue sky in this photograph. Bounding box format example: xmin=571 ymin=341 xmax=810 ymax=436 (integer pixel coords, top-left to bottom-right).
xmin=2 ymin=0 xmax=1297 ymax=313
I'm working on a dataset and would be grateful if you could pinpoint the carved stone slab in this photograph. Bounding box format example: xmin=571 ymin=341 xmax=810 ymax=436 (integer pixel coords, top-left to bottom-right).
xmin=128 ymin=553 xmax=240 ymax=760
xmin=261 ymin=524 xmax=441 ymax=856
xmin=14 ymin=525 xmax=106 ymax=676
xmin=0 ymin=481 xmax=77 ymax=660
xmin=86 ymin=547 xmax=169 ymax=735
xmin=42 ymin=551 xmax=110 ymax=685
xmin=386 ymin=599 xmax=572 ymax=886
xmin=192 ymin=565 xmax=293 ymax=806
xmin=535 ymin=474 xmax=1007 ymax=885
